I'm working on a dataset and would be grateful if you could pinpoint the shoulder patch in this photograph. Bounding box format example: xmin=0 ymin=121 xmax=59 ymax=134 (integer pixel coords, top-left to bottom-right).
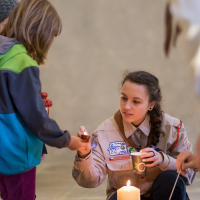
xmin=91 ymin=138 xmax=97 ymax=149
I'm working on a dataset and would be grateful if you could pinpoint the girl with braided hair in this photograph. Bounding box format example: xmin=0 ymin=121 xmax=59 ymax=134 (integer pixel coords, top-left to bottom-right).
xmin=73 ymin=71 xmax=196 ymax=200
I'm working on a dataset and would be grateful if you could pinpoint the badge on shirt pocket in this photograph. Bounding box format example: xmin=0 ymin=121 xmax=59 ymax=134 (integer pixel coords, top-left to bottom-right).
xmin=108 ymin=141 xmax=128 ymax=156
xmin=127 ymin=146 xmax=137 ymax=154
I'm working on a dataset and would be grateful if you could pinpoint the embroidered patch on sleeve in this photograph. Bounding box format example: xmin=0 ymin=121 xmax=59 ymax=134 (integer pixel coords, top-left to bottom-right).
xmin=107 ymin=141 xmax=128 ymax=156
xmin=91 ymin=138 xmax=97 ymax=149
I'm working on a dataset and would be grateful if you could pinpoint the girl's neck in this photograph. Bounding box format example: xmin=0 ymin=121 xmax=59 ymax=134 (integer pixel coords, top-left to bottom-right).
xmin=131 ymin=114 xmax=147 ymax=127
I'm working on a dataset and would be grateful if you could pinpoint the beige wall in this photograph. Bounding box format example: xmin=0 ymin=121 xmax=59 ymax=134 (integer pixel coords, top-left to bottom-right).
xmin=42 ymin=0 xmax=199 ymax=145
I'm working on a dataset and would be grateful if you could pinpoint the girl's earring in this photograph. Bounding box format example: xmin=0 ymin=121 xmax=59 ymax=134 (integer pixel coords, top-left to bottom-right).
xmin=149 ymin=107 xmax=152 ymax=111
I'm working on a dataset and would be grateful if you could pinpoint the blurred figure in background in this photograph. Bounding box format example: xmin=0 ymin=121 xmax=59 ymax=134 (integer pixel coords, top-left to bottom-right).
xmin=164 ymin=0 xmax=200 ymax=174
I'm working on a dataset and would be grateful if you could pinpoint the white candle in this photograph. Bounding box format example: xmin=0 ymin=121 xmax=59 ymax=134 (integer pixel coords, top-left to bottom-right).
xmin=117 ymin=180 xmax=140 ymax=200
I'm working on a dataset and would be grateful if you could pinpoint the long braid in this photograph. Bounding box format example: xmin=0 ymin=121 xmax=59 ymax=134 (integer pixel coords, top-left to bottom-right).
xmin=148 ymin=101 xmax=164 ymax=146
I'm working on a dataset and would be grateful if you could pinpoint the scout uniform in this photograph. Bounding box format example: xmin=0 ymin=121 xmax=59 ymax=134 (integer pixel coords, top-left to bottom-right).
xmin=73 ymin=111 xmax=196 ymax=200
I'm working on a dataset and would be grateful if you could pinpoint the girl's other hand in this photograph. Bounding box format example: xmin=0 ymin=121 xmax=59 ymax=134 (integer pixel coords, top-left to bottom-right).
xmin=140 ymin=148 xmax=163 ymax=167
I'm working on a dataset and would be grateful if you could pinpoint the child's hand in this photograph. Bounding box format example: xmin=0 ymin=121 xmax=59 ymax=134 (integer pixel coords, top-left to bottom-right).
xmin=41 ymin=154 xmax=46 ymax=160
xmin=68 ymin=134 xmax=90 ymax=155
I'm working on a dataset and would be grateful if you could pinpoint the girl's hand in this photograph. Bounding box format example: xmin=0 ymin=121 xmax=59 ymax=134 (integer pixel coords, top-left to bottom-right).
xmin=77 ymin=126 xmax=91 ymax=157
xmin=140 ymin=148 xmax=163 ymax=167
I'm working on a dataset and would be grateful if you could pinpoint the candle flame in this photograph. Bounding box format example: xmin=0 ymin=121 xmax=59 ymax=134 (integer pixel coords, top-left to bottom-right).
xmin=84 ymin=132 xmax=88 ymax=135
xmin=127 ymin=180 xmax=130 ymax=186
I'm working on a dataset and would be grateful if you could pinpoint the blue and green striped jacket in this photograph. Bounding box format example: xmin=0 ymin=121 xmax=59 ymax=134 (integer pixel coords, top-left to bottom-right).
xmin=0 ymin=35 xmax=71 ymax=175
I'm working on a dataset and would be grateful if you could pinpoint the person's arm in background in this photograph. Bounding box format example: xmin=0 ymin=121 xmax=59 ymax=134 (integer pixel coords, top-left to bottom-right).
xmin=176 ymin=135 xmax=200 ymax=175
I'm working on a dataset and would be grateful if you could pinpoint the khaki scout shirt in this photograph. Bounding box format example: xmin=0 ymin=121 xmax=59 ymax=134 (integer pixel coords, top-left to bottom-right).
xmin=73 ymin=113 xmax=196 ymax=200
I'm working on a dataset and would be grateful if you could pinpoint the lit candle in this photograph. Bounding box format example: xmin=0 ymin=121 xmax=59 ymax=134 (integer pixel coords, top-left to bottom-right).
xmin=84 ymin=132 xmax=88 ymax=135
xmin=117 ymin=180 xmax=140 ymax=200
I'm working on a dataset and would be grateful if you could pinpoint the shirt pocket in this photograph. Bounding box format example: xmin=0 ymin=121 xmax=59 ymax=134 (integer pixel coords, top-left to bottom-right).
xmin=106 ymin=154 xmax=133 ymax=171
xmin=108 ymin=169 xmax=137 ymax=189
xmin=105 ymin=140 xmax=133 ymax=171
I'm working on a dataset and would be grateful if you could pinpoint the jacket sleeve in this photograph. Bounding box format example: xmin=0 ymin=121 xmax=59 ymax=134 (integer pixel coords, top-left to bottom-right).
xmin=9 ymin=66 xmax=71 ymax=148
xmin=72 ymin=132 xmax=107 ymax=188
xmin=158 ymin=122 xmax=196 ymax=185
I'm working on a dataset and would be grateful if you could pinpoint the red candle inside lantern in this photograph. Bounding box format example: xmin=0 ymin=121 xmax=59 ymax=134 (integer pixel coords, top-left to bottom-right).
xmin=81 ymin=132 xmax=90 ymax=142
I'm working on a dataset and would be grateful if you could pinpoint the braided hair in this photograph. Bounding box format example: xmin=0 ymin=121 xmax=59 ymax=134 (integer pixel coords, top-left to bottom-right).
xmin=122 ymin=71 xmax=164 ymax=146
